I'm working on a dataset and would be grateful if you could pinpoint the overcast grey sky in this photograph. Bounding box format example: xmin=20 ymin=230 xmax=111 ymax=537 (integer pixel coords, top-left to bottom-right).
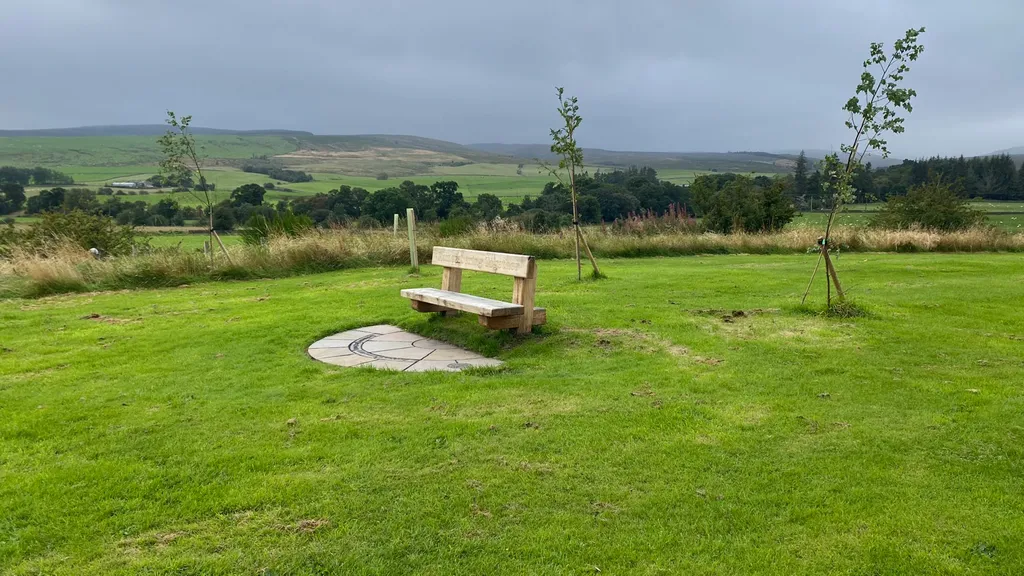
xmin=1 ymin=0 xmax=1020 ymax=157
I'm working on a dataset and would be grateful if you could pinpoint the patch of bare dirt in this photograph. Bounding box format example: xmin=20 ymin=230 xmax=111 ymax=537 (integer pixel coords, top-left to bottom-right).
xmin=279 ymin=519 xmax=330 ymax=533
xmin=81 ymin=313 xmax=139 ymax=325
xmin=566 ymin=327 xmax=687 ymax=356
xmin=689 ymin=308 xmax=780 ymax=317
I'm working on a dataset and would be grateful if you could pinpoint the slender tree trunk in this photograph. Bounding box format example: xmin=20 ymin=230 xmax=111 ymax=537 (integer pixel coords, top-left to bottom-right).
xmin=208 ymin=208 xmax=215 ymax=265
xmin=569 ymin=164 xmax=581 ymax=281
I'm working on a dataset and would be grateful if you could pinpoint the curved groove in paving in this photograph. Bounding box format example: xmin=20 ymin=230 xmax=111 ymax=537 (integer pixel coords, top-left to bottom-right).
xmin=308 ymin=325 xmax=503 ymax=372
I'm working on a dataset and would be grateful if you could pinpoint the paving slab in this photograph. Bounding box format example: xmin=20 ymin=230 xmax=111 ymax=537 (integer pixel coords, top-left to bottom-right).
xmin=307 ymin=326 xmax=503 ymax=372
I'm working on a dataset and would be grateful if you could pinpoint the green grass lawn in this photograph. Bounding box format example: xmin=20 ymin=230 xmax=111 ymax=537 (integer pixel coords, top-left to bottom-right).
xmin=2 ymin=254 xmax=1023 ymax=573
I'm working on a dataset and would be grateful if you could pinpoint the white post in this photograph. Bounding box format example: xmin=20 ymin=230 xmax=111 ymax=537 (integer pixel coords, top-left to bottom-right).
xmin=393 ymin=213 xmax=399 ymax=237
xmin=406 ymin=208 xmax=418 ymax=271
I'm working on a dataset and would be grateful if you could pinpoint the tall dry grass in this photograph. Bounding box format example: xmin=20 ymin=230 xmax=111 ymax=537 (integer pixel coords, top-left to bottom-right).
xmin=2 ymin=225 xmax=1021 ymax=298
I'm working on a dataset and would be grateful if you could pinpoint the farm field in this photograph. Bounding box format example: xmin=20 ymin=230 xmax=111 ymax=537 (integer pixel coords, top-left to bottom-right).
xmin=1 ymin=254 xmax=1023 ymax=574
xmin=21 ymin=164 xmax=553 ymax=205
xmin=793 ymin=201 xmax=1024 ymax=232
xmin=146 ymin=233 xmax=242 ymax=250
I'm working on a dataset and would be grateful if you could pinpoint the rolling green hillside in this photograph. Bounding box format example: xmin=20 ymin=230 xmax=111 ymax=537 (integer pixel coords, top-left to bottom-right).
xmin=0 ymin=136 xmax=298 ymax=167
xmin=470 ymin=143 xmax=796 ymax=173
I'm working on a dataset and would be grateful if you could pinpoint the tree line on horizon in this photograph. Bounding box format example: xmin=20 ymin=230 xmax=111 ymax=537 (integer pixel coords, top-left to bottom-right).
xmin=791 ymin=151 xmax=1024 ymax=206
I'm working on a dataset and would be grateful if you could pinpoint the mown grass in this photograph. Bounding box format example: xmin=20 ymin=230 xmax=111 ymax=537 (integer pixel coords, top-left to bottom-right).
xmin=1 ymin=254 xmax=1023 ymax=574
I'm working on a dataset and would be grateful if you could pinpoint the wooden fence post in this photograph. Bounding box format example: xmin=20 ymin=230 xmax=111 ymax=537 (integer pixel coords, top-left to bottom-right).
xmin=393 ymin=213 xmax=399 ymax=237
xmin=406 ymin=208 xmax=418 ymax=272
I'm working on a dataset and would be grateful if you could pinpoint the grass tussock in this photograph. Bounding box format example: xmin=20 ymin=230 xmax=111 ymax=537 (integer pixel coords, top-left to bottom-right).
xmin=823 ymin=300 xmax=871 ymax=318
xmin=2 ymin=225 xmax=1022 ymax=298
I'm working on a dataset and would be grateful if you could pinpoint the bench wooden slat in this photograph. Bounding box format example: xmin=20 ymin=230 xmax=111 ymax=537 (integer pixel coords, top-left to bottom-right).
xmin=431 ymin=247 xmax=534 ymax=278
xmin=400 ymin=288 xmax=524 ymax=317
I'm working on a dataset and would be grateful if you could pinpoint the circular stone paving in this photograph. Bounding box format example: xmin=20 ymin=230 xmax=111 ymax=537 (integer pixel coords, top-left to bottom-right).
xmin=307 ymin=325 xmax=503 ymax=372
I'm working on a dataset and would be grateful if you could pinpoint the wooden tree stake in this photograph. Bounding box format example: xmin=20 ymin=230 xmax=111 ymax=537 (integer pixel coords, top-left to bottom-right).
xmin=822 ymin=244 xmax=844 ymax=300
xmin=406 ymin=208 xmax=418 ymax=271
xmin=212 ymin=230 xmax=233 ymax=265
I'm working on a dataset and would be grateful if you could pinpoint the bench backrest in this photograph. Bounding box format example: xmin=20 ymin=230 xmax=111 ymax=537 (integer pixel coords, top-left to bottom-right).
xmin=432 ymin=247 xmax=535 ymax=278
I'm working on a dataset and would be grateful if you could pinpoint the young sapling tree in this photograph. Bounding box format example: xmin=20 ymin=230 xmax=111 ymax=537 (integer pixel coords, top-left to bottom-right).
xmin=545 ymin=87 xmax=601 ymax=280
xmin=803 ymin=27 xmax=925 ymax=306
xmin=158 ymin=111 xmax=232 ymax=263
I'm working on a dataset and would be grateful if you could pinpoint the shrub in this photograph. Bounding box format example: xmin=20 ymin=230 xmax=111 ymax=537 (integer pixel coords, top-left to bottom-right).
xmin=212 ymin=206 xmax=237 ymax=231
xmin=517 ymin=209 xmax=565 ymax=233
xmin=692 ymin=175 xmax=795 ymax=233
xmin=871 ymin=181 xmax=985 ymax=232
xmin=438 ymin=216 xmax=476 ymax=238
xmin=2 ymin=211 xmax=139 ymax=256
xmin=240 ymin=211 xmax=314 ymax=246
xmin=0 ymin=183 xmax=26 ymax=214
xmin=376 ymin=172 xmax=389 ymax=181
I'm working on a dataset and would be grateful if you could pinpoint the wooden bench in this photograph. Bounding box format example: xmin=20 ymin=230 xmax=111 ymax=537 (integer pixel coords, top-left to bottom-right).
xmin=401 ymin=247 xmax=546 ymax=334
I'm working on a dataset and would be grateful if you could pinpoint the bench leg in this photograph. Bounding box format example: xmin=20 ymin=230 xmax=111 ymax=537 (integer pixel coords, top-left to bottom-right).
xmin=478 ymin=309 xmax=546 ymax=330
xmin=410 ymin=300 xmax=448 ymax=313
xmin=440 ymin=267 xmax=463 ymax=317
xmin=512 ymin=262 xmax=537 ymax=334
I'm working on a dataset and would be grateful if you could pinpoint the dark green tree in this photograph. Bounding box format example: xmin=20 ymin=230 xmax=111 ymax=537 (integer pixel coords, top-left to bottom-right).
xmin=429 ymin=180 xmax=467 ymax=219
xmin=1019 ymin=161 xmax=1024 ymax=200
xmin=212 ymin=206 xmax=236 ymax=231
xmin=152 ymin=198 xmax=181 ymax=220
xmin=0 ymin=183 xmax=26 ymax=215
xmin=0 ymin=167 xmax=31 ymax=186
xmin=26 ymin=188 xmax=66 ymax=214
xmin=578 ymin=195 xmax=602 ymax=223
xmin=473 ymin=193 xmax=503 ymax=220
xmin=361 ymin=188 xmax=411 ymax=224
xmin=230 ymin=183 xmax=266 ymax=207
xmin=793 ymin=151 xmax=808 ymax=199
xmin=63 ymin=189 xmax=98 ymax=212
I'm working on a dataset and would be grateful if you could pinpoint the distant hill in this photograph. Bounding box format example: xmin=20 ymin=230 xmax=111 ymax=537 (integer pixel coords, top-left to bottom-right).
xmin=989 ymin=146 xmax=1024 ymax=155
xmin=775 ymin=149 xmax=905 ymax=169
xmin=288 ymin=134 xmax=512 ymax=165
xmin=0 ymin=125 xmax=314 ymax=138
xmin=469 ymin=143 xmax=796 ymax=173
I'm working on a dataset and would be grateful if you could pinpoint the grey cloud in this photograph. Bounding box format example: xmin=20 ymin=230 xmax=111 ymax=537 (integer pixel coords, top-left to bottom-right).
xmin=1 ymin=0 xmax=1022 ymax=157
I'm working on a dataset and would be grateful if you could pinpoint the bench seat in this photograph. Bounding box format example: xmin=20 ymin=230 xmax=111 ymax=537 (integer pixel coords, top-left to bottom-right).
xmin=401 ymin=287 xmax=547 ymax=329
xmin=401 ymin=288 xmax=523 ymax=317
